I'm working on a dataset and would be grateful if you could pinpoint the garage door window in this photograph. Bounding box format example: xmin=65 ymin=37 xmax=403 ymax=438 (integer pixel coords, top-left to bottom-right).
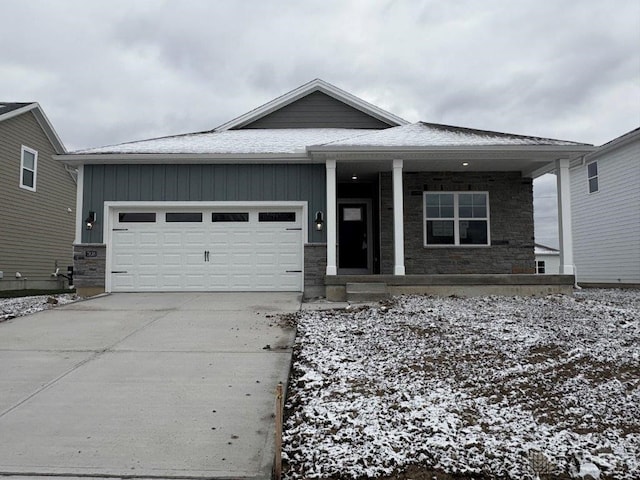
xmin=166 ymin=212 xmax=203 ymax=222
xmin=119 ymin=212 xmax=156 ymax=222
xmin=212 ymin=213 xmax=249 ymax=222
xmin=259 ymin=212 xmax=296 ymax=222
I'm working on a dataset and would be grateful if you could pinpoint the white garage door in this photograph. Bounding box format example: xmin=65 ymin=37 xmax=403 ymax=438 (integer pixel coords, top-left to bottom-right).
xmin=109 ymin=206 xmax=303 ymax=292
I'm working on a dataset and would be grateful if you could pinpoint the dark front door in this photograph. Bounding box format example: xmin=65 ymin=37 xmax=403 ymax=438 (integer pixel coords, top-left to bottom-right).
xmin=338 ymin=202 xmax=370 ymax=273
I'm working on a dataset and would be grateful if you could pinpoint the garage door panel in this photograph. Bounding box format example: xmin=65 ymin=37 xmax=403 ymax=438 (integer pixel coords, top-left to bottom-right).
xmin=114 ymin=232 xmax=136 ymax=246
xmin=161 ymin=253 xmax=183 ymax=266
xmin=111 ymin=206 xmax=303 ymax=292
xmin=138 ymin=274 xmax=160 ymax=288
xmin=162 ymin=232 xmax=183 ymax=246
xmin=138 ymin=232 xmax=160 ymax=246
xmin=138 ymin=253 xmax=160 ymax=266
xmin=113 ymin=253 xmax=135 ymax=268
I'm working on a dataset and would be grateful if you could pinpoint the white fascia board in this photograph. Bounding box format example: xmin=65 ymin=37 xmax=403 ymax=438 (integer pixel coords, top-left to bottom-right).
xmin=215 ymin=79 xmax=408 ymax=131
xmin=53 ymin=152 xmax=314 ymax=166
xmin=307 ymin=144 xmax=596 ymax=154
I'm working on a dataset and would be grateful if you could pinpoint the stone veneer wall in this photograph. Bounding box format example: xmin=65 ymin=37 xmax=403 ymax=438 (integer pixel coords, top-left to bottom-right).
xmin=73 ymin=244 xmax=106 ymax=295
xmin=380 ymin=171 xmax=535 ymax=274
xmin=304 ymin=243 xmax=327 ymax=298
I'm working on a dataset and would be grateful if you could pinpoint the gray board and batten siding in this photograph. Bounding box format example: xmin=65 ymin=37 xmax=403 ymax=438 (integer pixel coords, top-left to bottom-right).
xmin=239 ymin=91 xmax=394 ymax=129
xmin=0 ymin=109 xmax=75 ymax=280
xmin=82 ymin=163 xmax=327 ymax=244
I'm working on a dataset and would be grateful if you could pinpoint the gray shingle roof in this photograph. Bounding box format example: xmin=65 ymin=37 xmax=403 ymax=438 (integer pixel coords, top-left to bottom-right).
xmin=72 ymin=121 xmax=589 ymax=155
xmin=315 ymin=122 xmax=590 ymax=148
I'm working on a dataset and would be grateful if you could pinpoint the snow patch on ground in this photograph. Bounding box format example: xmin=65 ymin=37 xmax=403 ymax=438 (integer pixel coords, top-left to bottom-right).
xmin=0 ymin=294 xmax=78 ymax=322
xmin=283 ymin=289 xmax=639 ymax=479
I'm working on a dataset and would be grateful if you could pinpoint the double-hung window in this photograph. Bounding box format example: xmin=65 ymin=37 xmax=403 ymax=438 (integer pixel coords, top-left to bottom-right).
xmin=20 ymin=146 xmax=38 ymax=191
xmin=587 ymin=161 xmax=598 ymax=193
xmin=424 ymin=192 xmax=490 ymax=246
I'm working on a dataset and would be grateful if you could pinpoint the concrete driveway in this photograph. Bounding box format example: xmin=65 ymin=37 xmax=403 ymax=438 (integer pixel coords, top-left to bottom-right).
xmin=0 ymin=292 xmax=300 ymax=479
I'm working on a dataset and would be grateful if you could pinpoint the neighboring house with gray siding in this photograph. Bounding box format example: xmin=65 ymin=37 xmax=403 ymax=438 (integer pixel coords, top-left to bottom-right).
xmin=569 ymin=127 xmax=640 ymax=287
xmin=56 ymin=79 xmax=594 ymax=298
xmin=0 ymin=102 xmax=76 ymax=290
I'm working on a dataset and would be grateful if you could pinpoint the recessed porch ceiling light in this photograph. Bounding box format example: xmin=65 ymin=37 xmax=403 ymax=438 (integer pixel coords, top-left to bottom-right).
xmin=462 ymin=162 xmax=469 ymax=166
xmin=351 ymin=175 xmax=358 ymax=180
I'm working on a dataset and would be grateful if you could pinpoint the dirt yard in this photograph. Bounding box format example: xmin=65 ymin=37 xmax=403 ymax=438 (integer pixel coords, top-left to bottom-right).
xmin=282 ymin=289 xmax=639 ymax=480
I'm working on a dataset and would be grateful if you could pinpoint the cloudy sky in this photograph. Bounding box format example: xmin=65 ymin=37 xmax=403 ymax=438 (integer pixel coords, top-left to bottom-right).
xmin=2 ymin=0 xmax=639 ymax=247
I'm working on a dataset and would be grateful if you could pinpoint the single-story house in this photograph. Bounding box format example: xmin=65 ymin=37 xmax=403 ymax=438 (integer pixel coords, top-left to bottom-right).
xmin=0 ymin=102 xmax=76 ymax=291
xmin=534 ymin=243 xmax=560 ymax=274
xmin=56 ymin=79 xmax=595 ymax=299
xmin=569 ymin=127 xmax=640 ymax=287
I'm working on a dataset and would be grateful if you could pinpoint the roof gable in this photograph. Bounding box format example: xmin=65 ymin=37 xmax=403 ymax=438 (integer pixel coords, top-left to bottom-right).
xmin=240 ymin=91 xmax=394 ymax=129
xmin=0 ymin=102 xmax=66 ymax=153
xmin=214 ymin=79 xmax=408 ymax=131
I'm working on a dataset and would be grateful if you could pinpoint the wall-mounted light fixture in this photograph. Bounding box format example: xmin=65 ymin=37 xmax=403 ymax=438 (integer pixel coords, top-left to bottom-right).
xmin=314 ymin=211 xmax=324 ymax=231
xmin=85 ymin=211 xmax=96 ymax=230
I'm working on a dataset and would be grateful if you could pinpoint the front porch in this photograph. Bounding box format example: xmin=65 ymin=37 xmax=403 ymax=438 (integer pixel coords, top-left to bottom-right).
xmin=304 ymin=132 xmax=591 ymax=300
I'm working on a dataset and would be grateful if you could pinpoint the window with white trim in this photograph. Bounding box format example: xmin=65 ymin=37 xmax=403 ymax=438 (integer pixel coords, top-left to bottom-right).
xmin=536 ymin=260 xmax=546 ymax=274
xmin=587 ymin=161 xmax=598 ymax=193
xmin=20 ymin=146 xmax=38 ymax=191
xmin=424 ymin=192 xmax=490 ymax=246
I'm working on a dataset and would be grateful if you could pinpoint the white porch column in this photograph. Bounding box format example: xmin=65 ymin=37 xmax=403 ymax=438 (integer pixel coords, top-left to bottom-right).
xmin=326 ymin=159 xmax=337 ymax=275
xmin=392 ymin=159 xmax=405 ymax=275
xmin=556 ymin=159 xmax=574 ymax=275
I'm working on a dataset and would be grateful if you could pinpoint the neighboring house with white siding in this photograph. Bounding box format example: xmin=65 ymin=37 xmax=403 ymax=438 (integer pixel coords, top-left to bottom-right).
xmin=0 ymin=102 xmax=76 ymax=290
xmin=534 ymin=243 xmax=560 ymax=274
xmin=570 ymin=127 xmax=640 ymax=287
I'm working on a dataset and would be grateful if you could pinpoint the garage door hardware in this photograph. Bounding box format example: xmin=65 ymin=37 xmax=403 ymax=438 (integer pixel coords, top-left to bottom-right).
xmin=111 ymin=271 xmax=128 ymax=274
xmin=112 ymin=228 xmax=129 ymax=231
xmin=286 ymin=227 xmax=302 ymax=230
xmin=204 ymin=250 xmax=210 ymax=262
xmin=286 ymin=270 xmax=302 ymax=273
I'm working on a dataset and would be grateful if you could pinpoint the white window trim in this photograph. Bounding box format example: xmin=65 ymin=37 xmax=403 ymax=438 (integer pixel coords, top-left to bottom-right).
xmin=20 ymin=145 xmax=38 ymax=192
xmin=587 ymin=161 xmax=599 ymax=194
xmin=423 ymin=191 xmax=491 ymax=247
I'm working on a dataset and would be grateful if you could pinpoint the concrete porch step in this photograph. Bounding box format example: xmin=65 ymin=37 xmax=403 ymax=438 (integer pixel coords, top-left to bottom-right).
xmin=346 ymin=282 xmax=389 ymax=302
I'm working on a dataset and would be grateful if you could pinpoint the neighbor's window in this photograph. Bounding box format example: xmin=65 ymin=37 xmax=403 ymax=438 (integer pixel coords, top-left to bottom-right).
xmin=424 ymin=192 xmax=490 ymax=246
xmin=587 ymin=161 xmax=598 ymax=193
xmin=20 ymin=146 xmax=38 ymax=191
xmin=536 ymin=261 xmax=546 ymax=274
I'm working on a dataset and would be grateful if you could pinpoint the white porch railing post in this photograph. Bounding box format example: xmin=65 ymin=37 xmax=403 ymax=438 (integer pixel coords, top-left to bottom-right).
xmin=556 ymin=159 xmax=575 ymax=275
xmin=392 ymin=159 xmax=405 ymax=275
xmin=326 ymin=159 xmax=337 ymax=275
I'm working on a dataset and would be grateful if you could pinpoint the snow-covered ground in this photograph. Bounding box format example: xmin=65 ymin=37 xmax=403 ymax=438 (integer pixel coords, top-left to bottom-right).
xmin=0 ymin=293 xmax=78 ymax=322
xmin=283 ymin=289 xmax=640 ymax=480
